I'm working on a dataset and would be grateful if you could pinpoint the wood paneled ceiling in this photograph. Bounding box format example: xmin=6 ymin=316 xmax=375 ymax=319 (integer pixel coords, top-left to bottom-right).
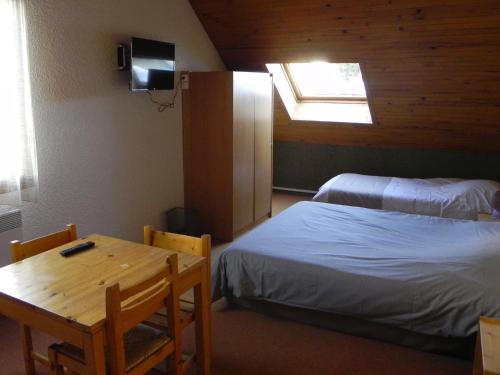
xmin=190 ymin=0 xmax=500 ymax=151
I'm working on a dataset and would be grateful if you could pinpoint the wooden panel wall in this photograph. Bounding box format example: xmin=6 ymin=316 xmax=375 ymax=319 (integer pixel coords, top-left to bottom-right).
xmin=190 ymin=0 xmax=500 ymax=151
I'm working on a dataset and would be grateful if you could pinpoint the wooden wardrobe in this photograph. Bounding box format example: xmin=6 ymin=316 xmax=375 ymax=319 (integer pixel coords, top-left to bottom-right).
xmin=182 ymin=71 xmax=273 ymax=241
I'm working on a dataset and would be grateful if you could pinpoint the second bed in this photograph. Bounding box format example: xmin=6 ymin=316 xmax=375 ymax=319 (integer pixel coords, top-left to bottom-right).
xmin=312 ymin=173 xmax=499 ymax=219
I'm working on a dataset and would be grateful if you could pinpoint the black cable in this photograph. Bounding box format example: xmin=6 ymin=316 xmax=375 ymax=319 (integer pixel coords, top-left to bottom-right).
xmin=147 ymin=76 xmax=182 ymax=112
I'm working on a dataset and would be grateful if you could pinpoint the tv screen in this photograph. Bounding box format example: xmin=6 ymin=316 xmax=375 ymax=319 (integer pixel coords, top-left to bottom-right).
xmin=130 ymin=37 xmax=175 ymax=91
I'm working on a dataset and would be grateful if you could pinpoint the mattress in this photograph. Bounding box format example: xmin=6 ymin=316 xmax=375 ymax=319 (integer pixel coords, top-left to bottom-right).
xmin=312 ymin=173 xmax=500 ymax=220
xmin=214 ymin=201 xmax=500 ymax=338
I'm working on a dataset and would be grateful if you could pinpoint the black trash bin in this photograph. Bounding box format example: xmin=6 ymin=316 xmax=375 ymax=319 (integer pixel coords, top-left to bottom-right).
xmin=165 ymin=207 xmax=201 ymax=237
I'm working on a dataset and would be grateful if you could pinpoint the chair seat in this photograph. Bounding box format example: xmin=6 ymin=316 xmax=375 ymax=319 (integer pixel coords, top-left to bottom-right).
xmin=51 ymin=324 xmax=171 ymax=372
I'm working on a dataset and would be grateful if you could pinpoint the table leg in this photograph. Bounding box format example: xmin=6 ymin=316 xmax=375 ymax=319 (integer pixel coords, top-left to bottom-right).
xmin=83 ymin=330 xmax=106 ymax=375
xmin=20 ymin=324 xmax=35 ymax=375
xmin=193 ymin=263 xmax=212 ymax=375
xmin=473 ymin=333 xmax=483 ymax=375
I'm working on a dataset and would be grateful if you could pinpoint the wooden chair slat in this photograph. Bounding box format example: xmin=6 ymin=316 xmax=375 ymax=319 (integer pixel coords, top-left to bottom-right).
xmin=121 ymin=286 xmax=170 ymax=332
xmin=144 ymin=225 xmax=211 ymax=258
xmin=10 ymin=223 xmax=77 ymax=262
xmin=120 ymin=269 xmax=168 ymax=301
xmin=144 ymin=308 xmax=194 ymax=331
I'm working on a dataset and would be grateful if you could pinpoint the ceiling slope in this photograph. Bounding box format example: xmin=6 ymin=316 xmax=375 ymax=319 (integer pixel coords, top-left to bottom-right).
xmin=190 ymin=0 xmax=500 ymax=151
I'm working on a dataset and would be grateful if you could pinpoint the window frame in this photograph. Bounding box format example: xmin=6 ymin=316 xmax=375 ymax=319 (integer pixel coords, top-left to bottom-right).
xmin=282 ymin=63 xmax=369 ymax=104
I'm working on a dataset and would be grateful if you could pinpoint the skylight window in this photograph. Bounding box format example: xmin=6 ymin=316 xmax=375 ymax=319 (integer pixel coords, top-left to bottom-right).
xmin=286 ymin=62 xmax=367 ymax=101
xmin=267 ymin=62 xmax=373 ymax=125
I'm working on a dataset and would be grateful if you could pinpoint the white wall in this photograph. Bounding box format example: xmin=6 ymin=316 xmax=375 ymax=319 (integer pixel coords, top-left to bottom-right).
xmin=21 ymin=0 xmax=224 ymax=242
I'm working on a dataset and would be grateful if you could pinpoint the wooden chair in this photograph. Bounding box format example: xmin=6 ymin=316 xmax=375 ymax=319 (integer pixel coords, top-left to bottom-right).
xmin=143 ymin=226 xmax=211 ymax=372
xmin=10 ymin=223 xmax=78 ymax=375
xmin=49 ymin=254 xmax=182 ymax=375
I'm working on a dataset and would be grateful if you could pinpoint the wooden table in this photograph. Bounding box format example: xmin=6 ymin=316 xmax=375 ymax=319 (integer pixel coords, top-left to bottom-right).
xmin=0 ymin=234 xmax=211 ymax=375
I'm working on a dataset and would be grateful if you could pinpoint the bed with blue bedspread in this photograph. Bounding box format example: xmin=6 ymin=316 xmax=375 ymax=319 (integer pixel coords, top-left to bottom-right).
xmin=214 ymin=201 xmax=500 ymax=340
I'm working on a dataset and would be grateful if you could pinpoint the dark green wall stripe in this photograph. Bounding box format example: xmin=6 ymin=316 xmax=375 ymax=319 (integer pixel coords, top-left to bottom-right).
xmin=273 ymin=141 xmax=500 ymax=192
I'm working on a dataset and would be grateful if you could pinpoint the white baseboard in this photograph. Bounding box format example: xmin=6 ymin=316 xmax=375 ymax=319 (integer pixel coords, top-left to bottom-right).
xmin=273 ymin=186 xmax=317 ymax=194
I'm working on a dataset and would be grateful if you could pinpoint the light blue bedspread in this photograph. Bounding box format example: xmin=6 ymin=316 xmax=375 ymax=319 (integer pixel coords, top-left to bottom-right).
xmin=214 ymin=202 xmax=500 ymax=338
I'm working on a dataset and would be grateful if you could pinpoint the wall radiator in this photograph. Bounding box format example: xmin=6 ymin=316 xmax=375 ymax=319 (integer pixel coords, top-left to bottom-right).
xmin=0 ymin=207 xmax=22 ymax=267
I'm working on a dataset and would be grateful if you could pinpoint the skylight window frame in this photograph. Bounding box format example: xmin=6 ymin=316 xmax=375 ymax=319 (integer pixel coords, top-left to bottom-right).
xmin=282 ymin=63 xmax=369 ymax=104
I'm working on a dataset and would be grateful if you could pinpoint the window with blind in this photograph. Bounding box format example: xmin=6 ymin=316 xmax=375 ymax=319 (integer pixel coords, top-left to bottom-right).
xmin=0 ymin=0 xmax=38 ymax=206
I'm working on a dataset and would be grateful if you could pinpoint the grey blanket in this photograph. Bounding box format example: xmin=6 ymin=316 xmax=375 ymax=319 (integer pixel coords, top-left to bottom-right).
xmin=214 ymin=202 xmax=500 ymax=338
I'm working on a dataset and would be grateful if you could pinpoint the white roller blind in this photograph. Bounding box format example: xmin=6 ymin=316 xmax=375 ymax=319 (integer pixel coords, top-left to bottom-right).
xmin=0 ymin=0 xmax=38 ymax=206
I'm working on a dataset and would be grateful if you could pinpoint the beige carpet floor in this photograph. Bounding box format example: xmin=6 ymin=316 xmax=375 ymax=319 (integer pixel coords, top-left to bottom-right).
xmin=1 ymin=300 xmax=471 ymax=374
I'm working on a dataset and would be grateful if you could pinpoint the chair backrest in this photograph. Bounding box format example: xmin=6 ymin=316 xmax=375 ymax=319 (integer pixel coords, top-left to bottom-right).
xmin=10 ymin=224 xmax=77 ymax=262
xmin=106 ymin=254 xmax=180 ymax=375
xmin=143 ymin=225 xmax=211 ymax=260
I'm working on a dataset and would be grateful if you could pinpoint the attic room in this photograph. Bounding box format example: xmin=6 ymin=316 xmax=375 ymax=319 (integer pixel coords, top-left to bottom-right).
xmin=0 ymin=0 xmax=499 ymax=374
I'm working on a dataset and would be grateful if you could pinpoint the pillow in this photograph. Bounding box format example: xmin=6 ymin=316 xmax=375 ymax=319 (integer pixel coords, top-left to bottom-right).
xmin=460 ymin=180 xmax=500 ymax=214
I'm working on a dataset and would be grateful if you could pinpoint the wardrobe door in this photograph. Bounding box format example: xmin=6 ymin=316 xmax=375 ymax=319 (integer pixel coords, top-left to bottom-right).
xmin=233 ymin=72 xmax=256 ymax=233
xmin=254 ymin=74 xmax=273 ymax=220
xmin=183 ymin=72 xmax=234 ymax=240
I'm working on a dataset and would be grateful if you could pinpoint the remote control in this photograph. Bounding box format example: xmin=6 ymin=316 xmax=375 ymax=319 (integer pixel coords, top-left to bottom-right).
xmin=60 ymin=241 xmax=96 ymax=257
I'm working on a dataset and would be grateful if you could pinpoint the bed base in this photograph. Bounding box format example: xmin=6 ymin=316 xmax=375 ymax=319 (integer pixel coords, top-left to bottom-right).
xmin=230 ymin=297 xmax=475 ymax=360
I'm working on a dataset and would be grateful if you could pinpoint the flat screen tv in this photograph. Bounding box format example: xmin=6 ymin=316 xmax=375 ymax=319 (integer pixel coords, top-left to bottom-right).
xmin=130 ymin=37 xmax=175 ymax=91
